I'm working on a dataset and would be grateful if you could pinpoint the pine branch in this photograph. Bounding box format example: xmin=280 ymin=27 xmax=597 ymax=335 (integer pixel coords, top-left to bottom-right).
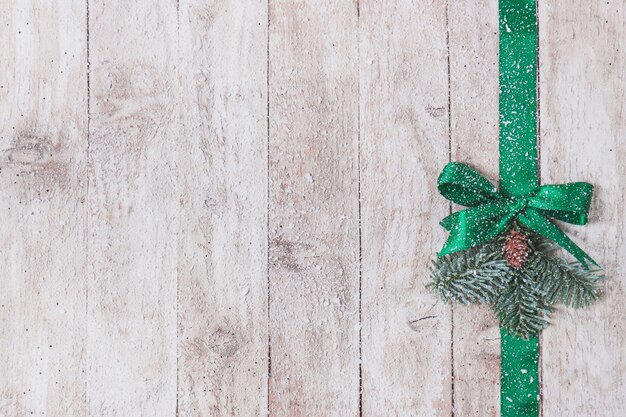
xmin=429 ymin=227 xmax=606 ymax=338
xmin=492 ymin=269 xmax=552 ymax=339
xmin=530 ymin=252 xmax=605 ymax=308
xmin=429 ymin=242 xmax=512 ymax=305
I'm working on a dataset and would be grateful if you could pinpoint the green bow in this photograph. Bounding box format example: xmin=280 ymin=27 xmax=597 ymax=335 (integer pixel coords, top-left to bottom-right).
xmin=438 ymin=162 xmax=596 ymax=267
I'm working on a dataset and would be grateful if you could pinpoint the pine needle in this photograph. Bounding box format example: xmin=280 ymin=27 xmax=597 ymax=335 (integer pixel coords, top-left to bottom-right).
xmin=429 ymin=242 xmax=511 ymax=305
xmin=428 ymin=229 xmax=606 ymax=337
xmin=531 ymin=252 xmax=605 ymax=308
xmin=492 ymin=270 xmax=552 ymax=339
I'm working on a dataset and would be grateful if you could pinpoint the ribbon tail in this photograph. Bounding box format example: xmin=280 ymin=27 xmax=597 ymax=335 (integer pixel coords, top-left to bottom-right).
xmin=518 ymin=209 xmax=598 ymax=268
xmin=439 ymin=203 xmax=513 ymax=257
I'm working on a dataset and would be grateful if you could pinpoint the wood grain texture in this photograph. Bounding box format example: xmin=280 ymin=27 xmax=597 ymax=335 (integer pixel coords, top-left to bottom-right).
xmin=0 ymin=1 xmax=625 ymax=416
xmin=359 ymin=1 xmax=452 ymax=415
xmin=268 ymin=1 xmax=360 ymax=415
xmin=448 ymin=1 xmax=501 ymax=416
xmin=538 ymin=2 xmax=625 ymax=416
xmin=87 ymin=1 xmax=178 ymax=415
xmin=177 ymin=0 xmax=268 ymax=415
xmin=0 ymin=1 xmax=88 ymax=415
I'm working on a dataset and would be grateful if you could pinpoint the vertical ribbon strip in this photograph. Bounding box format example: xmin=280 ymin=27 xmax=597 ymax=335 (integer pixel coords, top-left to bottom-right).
xmin=499 ymin=0 xmax=539 ymax=198
xmin=499 ymin=0 xmax=540 ymax=416
xmin=501 ymin=330 xmax=539 ymax=416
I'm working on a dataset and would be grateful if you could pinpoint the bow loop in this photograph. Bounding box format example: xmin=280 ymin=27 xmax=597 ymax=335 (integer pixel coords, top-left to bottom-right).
xmin=527 ymin=182 xmax=593 ymax=225
xmin=437 ymin=162 xmax=597 ymax=267
xmin=438 ymin=162 xmax=501 ymax=207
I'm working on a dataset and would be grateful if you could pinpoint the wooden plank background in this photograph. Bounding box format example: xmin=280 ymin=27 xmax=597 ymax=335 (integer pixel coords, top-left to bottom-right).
xmin=0 ymin=1 xmax=623 ymax=416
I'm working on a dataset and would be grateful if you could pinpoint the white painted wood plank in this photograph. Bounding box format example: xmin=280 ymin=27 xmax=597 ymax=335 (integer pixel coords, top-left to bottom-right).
xmin=0 ymin=1 xmax=87 ymax=415
xmin=359 ymin=1 xmax=452 ymax=415
xmin=268 ymin=1 xmax=360 ymax=415
xmin=538 ymin=2 xmax=625 ymax=416
xmin=448 ymin=1 xmax=501 ymax=416
xmin=87 ymin=1 xmax=178 ymax=415
xmin=176 ymin=1 xmax=268 ymax=415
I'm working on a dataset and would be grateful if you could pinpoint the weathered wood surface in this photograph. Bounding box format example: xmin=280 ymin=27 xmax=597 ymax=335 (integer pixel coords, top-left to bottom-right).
xmin=359 ymin=1 xmax=452 ymax=416
xmin=88 ymin=0 xmax=178 ymax=415
xmin=448 ymin=1 xmax=501 ymax=416
xmin=538 ymin=2 xmax=626 ymax=416
xmin=177 ymin=0 xmax=268 ymax=415
xmin=0 ymin=1 xmax=88 ymax=415
xmin=0 ymin=1 xmax=623 ymax=416
xmin=268 ymin=1 xmax=360 ymax=415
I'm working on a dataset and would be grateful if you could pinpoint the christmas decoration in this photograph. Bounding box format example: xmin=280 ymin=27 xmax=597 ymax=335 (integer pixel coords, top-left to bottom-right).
xmin=430 ymin=226 xmax=604 ymax=340
xmin=428 ymin=0 xmax=605 ymax=416
xmin=503 ymin=229 xmax=529 ymax=268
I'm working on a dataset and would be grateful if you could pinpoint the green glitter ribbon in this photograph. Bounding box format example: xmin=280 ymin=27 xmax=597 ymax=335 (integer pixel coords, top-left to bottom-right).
xmin=436 ymin=161 xmax=596 ymax=267
xmin=437 ymin=0 xmax=597 ymax=269
xmin=499 ymin=1 xmax=540 ymax=414
xmin=435 ymin=0 xmax=598 ymax=415
xmin=501 ymin=328 xmax=539 ymax=416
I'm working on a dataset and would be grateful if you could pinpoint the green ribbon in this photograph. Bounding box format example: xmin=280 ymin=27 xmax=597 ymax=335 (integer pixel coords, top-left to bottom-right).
xmin=437 ymin=0 xmax=597 ymax=415
xmin=498 ymin=1 xmax=541 ymax=416
xmin=501 ymin=329 xmax=539 ymax=417
xmin=498 ymin=1 xmax=541 ymax=415
xmin=437 ymin=161 xmax=596 ymax=267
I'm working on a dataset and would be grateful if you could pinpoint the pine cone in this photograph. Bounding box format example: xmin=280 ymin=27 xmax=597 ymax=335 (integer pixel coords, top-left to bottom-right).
xmin=504 ymin=229 xmax=530 ymax=269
